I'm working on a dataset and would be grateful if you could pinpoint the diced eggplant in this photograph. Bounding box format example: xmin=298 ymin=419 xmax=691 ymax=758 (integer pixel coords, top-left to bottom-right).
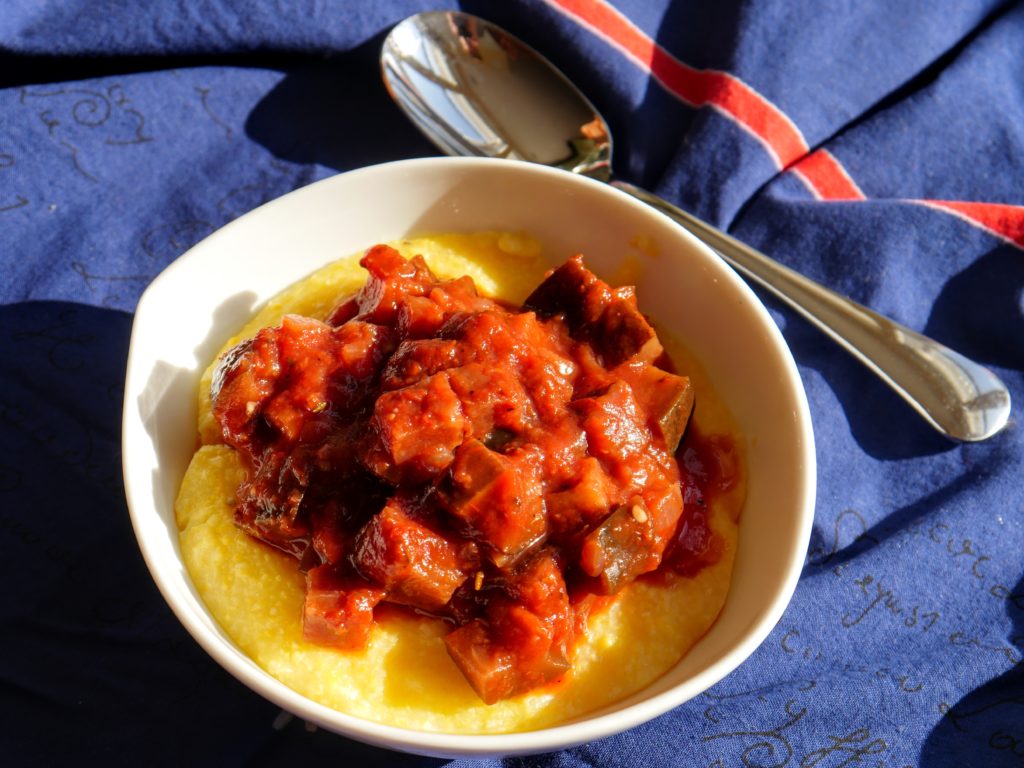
xmin=325 ymin=295 xmax=359 ymax=326
xmin=360 ymin=372 xmax=469 ymax=483
xmin=579 ymin=499 xmax=660 ymax=594
xmin=614 ymin=362 xmax=695 ymax=452
xmin=523 ymin=254 xmax=610 ymax=328
xmin=445 ymin=606 xmax=570 ymax=704
xmin=444 ymin=550 xmax=572 ymax=703
xmin=211 ymin=329 xmax=281 ymax=445
xmin=442 ymin=440 xmax=546 ymax=567
xmin=572 ymin=379 xmax=649 ymax=465
xmin=515 ymin=342 xmax=578 ymax=423
xmin=213 ymin=315 xmax=394 ymax=448
xmin=446 ymin=363 xmax=537 ymax=439
xmin=544 ymin=457 xmax=614 ymax=536
xmin=395 ymin=294 xmax=447 ymax=338
xmin=447 ymin=437 xmax=507 ymax=495
xmin=354 ymin=246 xmax=438 ymax=324
xmin=503 ymin=546 xmax=572 ymax=618
xmin=308 ymin=500 xmax=346 ymax=565
xmin=330 ymin=320 xmax=397 ymax=385
xmin=524 ymin=257 xmax=662 ymax=367
xmin=352 ymin=499 xmax=470 ymax=610
xmin=443 ymin=619 xmax=516 ymax=704
xmin=579 ymin=480 xmax=684 ymax=594
xmin=271 ymin=318 xmax=394 ymax=430
xmin=302 ymin=566 xmax=385 ymax=649
xmin=596 ymin=289 xmax=663 ymax=366
xmin=483 ymin=428 xmax=516 ymax=452
xmin=653 ymin=379 xmax=694 ymax=453
xmin=233 ymin=449 xmax=311 ymax=556
xmin=381 ymin=338 xmax=462 ymax=390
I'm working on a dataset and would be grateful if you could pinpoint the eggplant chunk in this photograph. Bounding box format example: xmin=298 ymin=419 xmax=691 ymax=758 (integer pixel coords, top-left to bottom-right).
xmin=523 ymin=254 xmax=608 ymax=328
xmin=352 ymin=499 xmax=469 ymax=610
xmin=302 ymin=566 xmax=385 ymax=649
xmin=597 ymin=291 xmax=663 ymax=367
xmin=654 ymin=374 xmax=695 ymax=452
xmin=524 ymin=256 xmax=663 ymax=367
xmin=442 ymin=440 xmax=546 ymax=567
xmin=444 ymin=550 xmax=572 ymax=703
xmin=579 ymin=500 xmax=661 ymax=594
xmin=614 ymin=362 xmax=695 ymax=452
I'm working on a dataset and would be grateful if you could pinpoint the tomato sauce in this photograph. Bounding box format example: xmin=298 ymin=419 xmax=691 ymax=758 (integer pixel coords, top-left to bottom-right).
xmin=210 ymin=245 xmax=732 ymax=704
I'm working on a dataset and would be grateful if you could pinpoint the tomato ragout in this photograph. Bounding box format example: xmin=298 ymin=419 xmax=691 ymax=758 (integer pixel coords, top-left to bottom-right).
xmin=208 ymin=244 xmax=734 ymax=704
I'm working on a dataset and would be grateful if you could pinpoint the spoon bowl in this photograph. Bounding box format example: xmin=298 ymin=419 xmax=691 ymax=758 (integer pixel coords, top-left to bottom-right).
xmin=382 ymin=12 xmax=611 ymax=178
xmin=382 ymin=10 xmax=1011 ymax=442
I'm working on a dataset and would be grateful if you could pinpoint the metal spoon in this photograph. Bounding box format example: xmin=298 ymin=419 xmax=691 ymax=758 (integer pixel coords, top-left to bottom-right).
xmin=381 ymin=10 xmax=1011 ymax=442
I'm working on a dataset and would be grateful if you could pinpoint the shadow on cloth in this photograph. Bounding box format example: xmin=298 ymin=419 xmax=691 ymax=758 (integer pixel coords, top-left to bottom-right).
xmin=244 ymin=30 xmax=438 ymax=172
xmin=757 ymin=293 xmax=955 ymax=460
xmin=925 ymin=244 xmax=1024 ymax=373
xmin=801 ymin=455 xmax=999 ymax=575
xmin=919 ymin=571 xmax=1024 ymax=766
xmin=0 ymin=301 xmax=442 ymax=767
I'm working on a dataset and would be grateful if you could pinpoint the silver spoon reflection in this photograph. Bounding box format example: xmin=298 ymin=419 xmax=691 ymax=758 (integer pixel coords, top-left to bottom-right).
xmin=381 ymin=11 xmax=1011 ymax=442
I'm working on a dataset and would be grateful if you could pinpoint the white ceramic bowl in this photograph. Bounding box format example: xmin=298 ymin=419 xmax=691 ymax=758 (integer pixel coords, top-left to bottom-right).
xmin=122 ymin=157 xmax=815 ymax=757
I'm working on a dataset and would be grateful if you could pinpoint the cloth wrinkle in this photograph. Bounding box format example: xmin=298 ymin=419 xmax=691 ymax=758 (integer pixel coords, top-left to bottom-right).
xmin=723 ymin=0 xmax=1019 ymax=235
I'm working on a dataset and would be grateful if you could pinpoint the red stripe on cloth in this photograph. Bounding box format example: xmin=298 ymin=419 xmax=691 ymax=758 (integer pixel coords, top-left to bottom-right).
xmin=546 ymin=0 xmax=808 ymax=167
xmin=790 ymin=150 xmax=866 ymax=201
xmin=545 ymin=0 xmax=1024 ymax=250
xmin=546 ymin=0 xmax=657 ymax=69
xmin=919 ymin=201 xmax=1024 ymax=248
xmin=689 ymin=71 xmax=809 ymax=167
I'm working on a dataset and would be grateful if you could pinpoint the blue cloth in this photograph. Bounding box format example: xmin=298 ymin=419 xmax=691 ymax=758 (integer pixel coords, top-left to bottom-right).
xmin=2 ymin=1 xmax=1022 ymax=766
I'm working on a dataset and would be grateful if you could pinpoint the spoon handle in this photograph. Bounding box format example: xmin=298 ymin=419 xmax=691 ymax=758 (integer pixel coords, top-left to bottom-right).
xmin=613 ymin=180 xmax=1011 ymax=442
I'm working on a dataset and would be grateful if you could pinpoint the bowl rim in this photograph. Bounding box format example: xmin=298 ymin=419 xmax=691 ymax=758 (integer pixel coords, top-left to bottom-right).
xmin=122 ymin=156 xmax=816 ymax=757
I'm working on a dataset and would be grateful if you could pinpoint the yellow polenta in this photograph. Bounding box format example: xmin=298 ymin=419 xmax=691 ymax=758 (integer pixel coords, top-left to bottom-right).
xmin=176 ymin=232 xmax=743 ymax=733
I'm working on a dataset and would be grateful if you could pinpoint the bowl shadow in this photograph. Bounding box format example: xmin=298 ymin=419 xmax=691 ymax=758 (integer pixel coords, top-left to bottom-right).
xmin=0 ymin=300 xmax=394 ymax=763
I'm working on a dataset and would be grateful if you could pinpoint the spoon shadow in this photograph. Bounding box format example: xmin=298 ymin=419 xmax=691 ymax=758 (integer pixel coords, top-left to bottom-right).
xmin=925 ymin=244 xmax=1024 ymax=372
xmin=244 ymin=29 xmax=436 ymax=172
xmin=764 ymin=293 xmax=953 ymax=461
